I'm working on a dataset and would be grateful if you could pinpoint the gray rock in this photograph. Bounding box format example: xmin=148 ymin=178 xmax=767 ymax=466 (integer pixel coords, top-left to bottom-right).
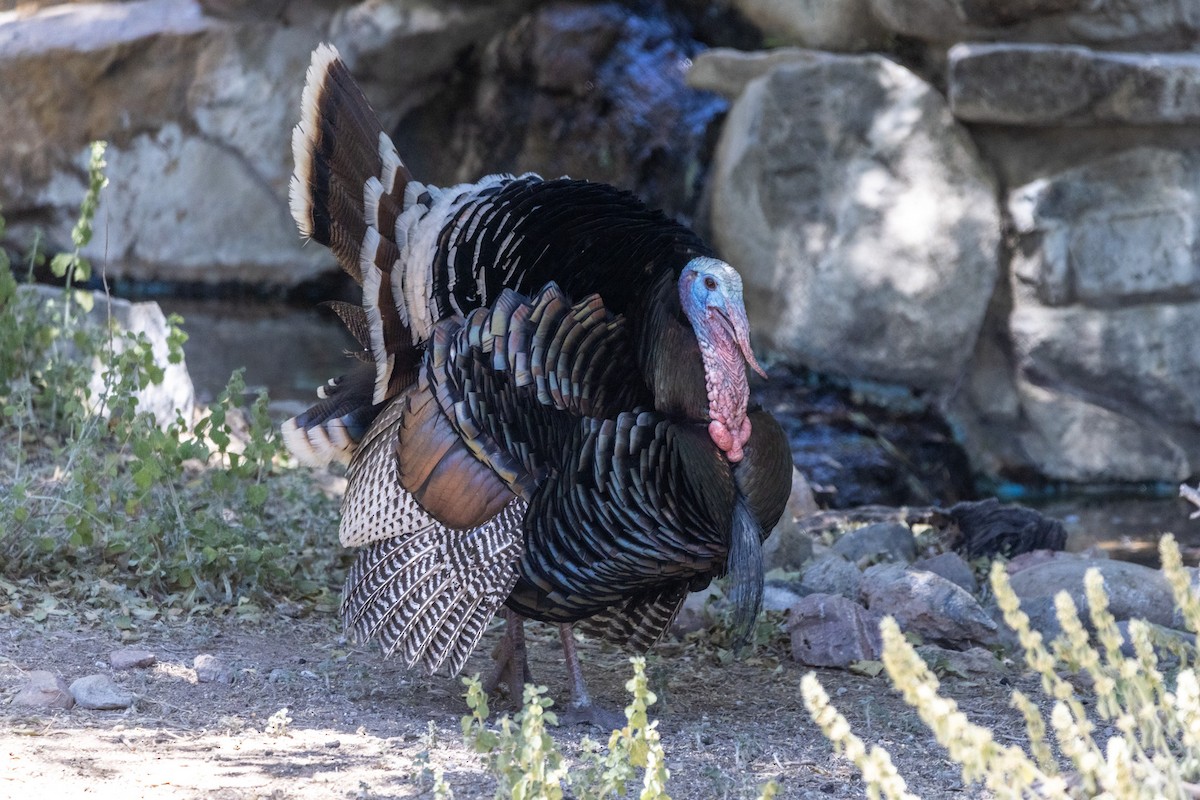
xmin=441 ymin=2 xmax=723 ymax=222
xmin=788 ymin=593 xmax=883 ymax=667
xmin=869 ymin=0 xmax=1200 ymax=48
xmin=11 ymin=670 xmax=74 ymax=710
xmin=69 ymin=674 xmax=134 ymax=710
xmin=763 ymin=583 xmax=804 ymax=613
xmin=16 ymin=286 xmax=195 ymax=430
xmin=194 ymin=653 xmax=233 ymax=684
xmin=109 ymin=647 xmax=156 ymax=670
xmin=1005 ymin=549 xmax=1086 ymax=576
xmin=912 ymin=552 xmax=977 ymax=594
xmin=798 ymin=552 xmax=863 ymax=600
xmin=832 ymin=522 xmax=917 ymax=565
xmin=949 ymin=44 xmax=1200 ymax=127
xmin=916 ymin=644 xmax=1004 ymax=676
xmin=1007 ymin=558 xmax=1177 ymax=639
xmin=687 ymin=47 xmax=821 ymax=100
xmin=709 ymin=54 xmax=999 ymax=391
xmin=1010 ymin=148 xmax=1200 ymax=307
xmin=672 ymin=584 xmax=724 ymax=636
xmin=729 ymin=0 xmax=886 ymax=51
xmin=0 ymin=0 xmax=539 ymax=288
xmin=862 ymin=563 xmax=999 ymax=644
xmin=990 ymin=146 xmax=1200 ymax=484
xmin=1117 ymin=620 xmax=1196 ymax=659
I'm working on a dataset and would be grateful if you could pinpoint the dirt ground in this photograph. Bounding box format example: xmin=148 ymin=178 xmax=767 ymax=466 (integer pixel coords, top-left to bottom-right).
xmin=0 ymin=600 xmax=1034 ymax=799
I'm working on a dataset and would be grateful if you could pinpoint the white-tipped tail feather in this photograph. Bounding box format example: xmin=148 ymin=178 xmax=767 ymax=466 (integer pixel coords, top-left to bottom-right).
xmin=289 ymin=43 xmax=341 ymax=237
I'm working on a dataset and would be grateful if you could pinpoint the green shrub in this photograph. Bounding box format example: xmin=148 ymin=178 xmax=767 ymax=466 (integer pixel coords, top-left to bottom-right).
xmin=0 ymin=142 xmax=343 ymax=611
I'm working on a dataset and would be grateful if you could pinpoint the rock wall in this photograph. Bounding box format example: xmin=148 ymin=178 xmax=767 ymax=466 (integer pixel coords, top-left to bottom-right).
xmin=3 ymin=0 xmax=1198 ymax=486
xmin=0 ymin=0 xmax=720 ymax=288
xmin=708 ymin=0 xmax=1200 ymax=485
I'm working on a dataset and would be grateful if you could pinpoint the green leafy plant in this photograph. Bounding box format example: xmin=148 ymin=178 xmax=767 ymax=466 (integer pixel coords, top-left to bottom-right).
xmin=0 ymin=142 xmax=344 ymax=612
xmin=462 ymin=657 xmax=779 ymax=800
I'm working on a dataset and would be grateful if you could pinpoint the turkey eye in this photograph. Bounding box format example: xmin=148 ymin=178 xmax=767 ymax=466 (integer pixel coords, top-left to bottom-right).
xmin=703 ymin=276 xmax=717 ymax=290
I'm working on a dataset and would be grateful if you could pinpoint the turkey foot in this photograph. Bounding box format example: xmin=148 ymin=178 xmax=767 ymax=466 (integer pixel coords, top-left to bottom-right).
xmin=485 ymin=609 xmax=533 ymax=704
xmin=556 ymin=624 xmax=626 ymax=731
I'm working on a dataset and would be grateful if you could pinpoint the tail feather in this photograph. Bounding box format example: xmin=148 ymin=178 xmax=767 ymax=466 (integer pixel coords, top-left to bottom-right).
xmin=288 ymin=43 xmax=419 ymax=409
xmin=341 ymin=501 xmax=527 ymax=675
xmin=289 ymin=42 xmax=413 ymax=272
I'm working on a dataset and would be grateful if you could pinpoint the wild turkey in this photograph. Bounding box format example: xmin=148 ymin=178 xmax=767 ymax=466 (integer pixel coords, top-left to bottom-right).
xmin=281 ymin=44 xmax=792 ymax=721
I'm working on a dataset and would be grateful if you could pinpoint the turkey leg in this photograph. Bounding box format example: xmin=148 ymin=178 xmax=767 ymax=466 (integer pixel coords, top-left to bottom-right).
xmin=485 ymin=609 xmax=533 ymax=702
xmin=556 ymin=624 xmax=626 ymax=731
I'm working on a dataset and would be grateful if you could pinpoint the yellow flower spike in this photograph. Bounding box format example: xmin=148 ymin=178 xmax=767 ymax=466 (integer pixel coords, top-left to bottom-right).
xmin=800 ymin=673 xmax=919 ymax=800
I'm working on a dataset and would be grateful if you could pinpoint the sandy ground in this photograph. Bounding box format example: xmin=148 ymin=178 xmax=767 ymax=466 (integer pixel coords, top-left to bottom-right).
xmin=0 ymin=601 xmax=1030 ymax=799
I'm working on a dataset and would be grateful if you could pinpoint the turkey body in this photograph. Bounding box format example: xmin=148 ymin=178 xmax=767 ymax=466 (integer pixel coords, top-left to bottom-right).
xmin=283 ymin=45 xmax=792 ymax=684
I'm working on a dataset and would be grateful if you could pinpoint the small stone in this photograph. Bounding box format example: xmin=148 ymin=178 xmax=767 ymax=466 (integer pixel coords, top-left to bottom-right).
xmin=798 ymin=552 xmax=863 ymax=600
xmin=268 ymin=668 xmax=294 ymax=684
xmin=11 ymin=670 xmax=74 ymax=710
xmin=862 ymin=563 xmax=998 ymax=645
xmin=194 ymin=653 xmax=233 ymax=684
xmin=788 ymin=593 xmax=884 ymax=668
xmin=916 ymin=644 xmax=1004 ymax=676
xmin=69 ymin=674 xmax=134 ymax=710
xmin=110 ymin=647 xmax=156 ymax=670
xmin=912 ymin=552 xmax=977 ymax=594
xmin=324 ymin=739 xmax=341 ymax=749
xmin=832 ymin=522 xmax=917 ymax=565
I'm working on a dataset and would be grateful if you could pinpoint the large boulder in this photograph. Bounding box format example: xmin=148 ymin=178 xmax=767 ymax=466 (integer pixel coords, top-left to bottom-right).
xmin=1007 ymin=557 xmax=1178 ymax=639
xmin=868 ymin=0 xmax=1200 ymax=49
xmin=728 ymin=0 xmax=887 ymax=52
xmin=704 ymin=52 xmax=1000 ymax=390
xmin=949 ymin=44 xmax=1200 ymax=127
xmin=1001 ymin=147 xmax=1200 ymax=482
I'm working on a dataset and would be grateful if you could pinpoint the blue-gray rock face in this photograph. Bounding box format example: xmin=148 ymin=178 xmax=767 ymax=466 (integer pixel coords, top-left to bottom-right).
xmin=1000 ymin=147 xmax=1200 ymax=482
xmin=704 ymin=52 xmax=1000 ymax=391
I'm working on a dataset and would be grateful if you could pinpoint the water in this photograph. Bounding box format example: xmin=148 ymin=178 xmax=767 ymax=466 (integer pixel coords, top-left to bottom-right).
xmin=1033 ymin=492 xmax=1200 ymax=567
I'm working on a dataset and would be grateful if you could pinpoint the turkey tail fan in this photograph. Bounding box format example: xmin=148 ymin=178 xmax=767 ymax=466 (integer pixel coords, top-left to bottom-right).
xmin=340 ymin=500 xmax=527 ymax=675
xmin=727 ymin=494 xmax=764 ymax=649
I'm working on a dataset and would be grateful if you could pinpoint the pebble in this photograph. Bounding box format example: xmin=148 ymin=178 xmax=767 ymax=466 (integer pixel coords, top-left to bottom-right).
xmin=110 ymin=647 xmax=156 ymax=670
xmin=11 ymin=670 xmax=75 ymax=710
xmin=70 ymin=674 xmax=135 ymax=710
xmin=194 ymin=653 xmax=234 ymax=684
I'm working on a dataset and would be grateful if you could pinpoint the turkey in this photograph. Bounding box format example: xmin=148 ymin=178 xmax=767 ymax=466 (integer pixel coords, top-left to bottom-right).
xmin=281 ymin=44 xmax=792 ymax=721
